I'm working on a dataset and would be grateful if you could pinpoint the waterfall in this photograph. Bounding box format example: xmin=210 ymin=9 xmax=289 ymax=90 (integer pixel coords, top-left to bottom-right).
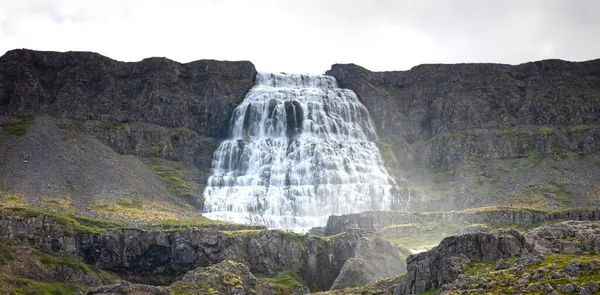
xmin=203 ymin=73 xmax=408 ymax=231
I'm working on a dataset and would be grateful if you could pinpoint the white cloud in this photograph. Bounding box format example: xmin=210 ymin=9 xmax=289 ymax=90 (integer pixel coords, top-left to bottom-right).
xmin=1 ymin=0 xmax=599 ymax=73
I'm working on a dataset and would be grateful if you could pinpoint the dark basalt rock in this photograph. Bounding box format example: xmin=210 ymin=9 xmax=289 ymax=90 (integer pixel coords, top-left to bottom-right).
xmin=0 ymin=49 xmax=257 ymax=138
xmin=0 ymin=211 xmax=404 ymax=292
xmin=327 ymin=60 xmax=600 ymax=211
xmin=395 ymin=228 xmax=531 ymax=295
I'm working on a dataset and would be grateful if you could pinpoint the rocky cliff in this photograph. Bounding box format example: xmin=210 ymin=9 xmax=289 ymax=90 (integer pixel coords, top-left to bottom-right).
xmin=0 ymin=208 xmax=405 ymax=292
xmin=328 ymin=60 xmax=600 ymax=211
xmin=316 ymin=220 xmax=600 ymax=295
xmin=0 ymin=49 xmax=256 ymax=216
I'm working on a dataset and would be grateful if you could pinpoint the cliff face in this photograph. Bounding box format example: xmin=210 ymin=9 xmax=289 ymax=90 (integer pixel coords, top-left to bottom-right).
xmin=0 ymin=49 xmax=256 ymax=213
xmin=0 ymin=209 xmax=405 ymax=292
xmin=327 ymin=60 xmax=600 ymax=210
xmin=0 ymin=49 xmax=256 ymax=137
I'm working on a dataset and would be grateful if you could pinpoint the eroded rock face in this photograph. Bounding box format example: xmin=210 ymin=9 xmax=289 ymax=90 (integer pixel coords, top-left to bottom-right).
xmin=0 ymin=211 xmax=404 ymax=291
xmin=328 ymin=60 xmax=600 ymax=210
xmin=525 ymin=220 xmax=600 ymax=254
xmin=0 ymin=49 xmax=256 ymax=138
xmin=170 ymin=260 xmax=272 ymax=295
xmin=396 ymin=228 xmax=531 ymax=295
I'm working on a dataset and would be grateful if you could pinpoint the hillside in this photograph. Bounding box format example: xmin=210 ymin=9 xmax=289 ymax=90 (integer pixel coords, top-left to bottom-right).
xmin=0 ymin=49 xmax=256 ymax=221
xmin=328 ymin=60 xmax=600 ymax=211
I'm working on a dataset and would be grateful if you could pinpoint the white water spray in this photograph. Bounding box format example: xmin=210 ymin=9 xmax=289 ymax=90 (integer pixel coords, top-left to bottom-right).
xmin=203 ymin=73 xmax=408 ymax=231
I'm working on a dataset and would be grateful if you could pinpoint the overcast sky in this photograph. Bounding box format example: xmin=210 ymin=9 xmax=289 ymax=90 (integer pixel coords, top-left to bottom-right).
xmin=1 ymin=0 xmax=599 ymax=73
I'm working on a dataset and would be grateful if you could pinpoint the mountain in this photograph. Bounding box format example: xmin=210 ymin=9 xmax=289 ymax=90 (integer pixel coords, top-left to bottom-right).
xmin=2 ymin=49 xmax=600 ymax=294
xmin=328 ymin=60 xmax=600 ymax=211
xmin=0 ymin=49 xmax=255 ymax=221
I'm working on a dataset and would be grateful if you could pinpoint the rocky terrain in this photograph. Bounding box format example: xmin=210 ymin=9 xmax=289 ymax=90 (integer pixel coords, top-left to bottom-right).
xmin=2 ymin=49 xmax=600 ymax=294
xmin=314 ymin=220 xmax=600 ymax=295
xmin=2 ymin=49 xmax=600 ymax=216
xmin=328 ymin=60 xmax=600 ymax=211
xmin=0 ymin=49 xmax=256 ymax=218
xmin=0 ymin=207 xmax=405 ymax=293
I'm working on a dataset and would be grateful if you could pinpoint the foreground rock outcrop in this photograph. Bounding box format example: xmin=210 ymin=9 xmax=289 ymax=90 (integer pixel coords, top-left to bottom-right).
xmin=398 ymin=228 xmax=531 ymax=294
xmin=0 ymin=209 xmax=405 ymax=292
xmin=317 ymin=220 xmax=600 ymax=295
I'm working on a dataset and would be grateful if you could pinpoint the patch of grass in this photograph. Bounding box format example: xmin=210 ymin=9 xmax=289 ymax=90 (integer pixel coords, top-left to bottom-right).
xmin=100 ymin=121 xmax=125 ymax=130
xmin=569 ymin=125 xmax=588 ymax=133
xmin=0 ymin=193 xmax=28 ymax=208
xmin=547 ymin=181 xmax=574 ymax=205
xmin=90 ymin=198 xmax=181 ymax=222
xmin=419 ymin=288 xmax=440 ymax=295
xmin=2 ymin=180 xmax=11 ymax=192
xmin=33 ymin=249 xmax=91 ymax=274
xmin=0 ymin=240 xmax=15 ymax=264
xmin=536 ymin=125 xmax=554 ymax=135
xmin=453 ymin=253 xmax=600 ymax=295
xmin=256 ymin=270 xmax=307 ymax=294
xmin=0 ymin=273 xmax=83 ymax=295
xmin=151 ymin=145 xmax=164 ymax=154
xmin=144 ymin=158 xmax=197 ymax=197
xmin=66 ymin=180 xmax=81 ymax=195
xmin=115 ymin=197 xmax=143 ymax=209
xmin=42 ymin=195 xmax=75 ymax=213
xmin=0 ymin=116 xmax=35 ymax=141
xmin=2 ymin=207 xmax=125 ymax=235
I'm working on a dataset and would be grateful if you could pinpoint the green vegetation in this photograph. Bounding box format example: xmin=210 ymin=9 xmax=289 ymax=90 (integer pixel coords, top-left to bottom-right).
xmin=453 ymin=253 xmax=600 ymax=294
xmin=376 ymin=140 xmax=399 ymax=166
xmin=151 ymin=145 xmax=164 ymax=154
xmin=115 ymin=197 xmax=143 ymax=209
xmin=155 ymin=217 xmax=244 ymax=231
xmin=256 ymin=270 xmax=307 ymax=294
xmin=0 ymin=273 xmax=83 ymax=295
xmin=0 ymin=116 xmax=35 ymax=141
xmin=536 ymin=125 xmax=554 ymax=135
xmin=144 ymin=158 xmax=197 ymax=197
xmin=2 ymin=207 xmax=126 ymax=235
xmin=33 ymin=249 xmax=91 ymax=274
xmin=100 ymin=121 xmax=125 ymax=130
xmin=0 ymin=239 xmax=15 ymax=264
xmin=66 ymin=180 xmax=81 ymax=195
xmin=419 ymin=288 xmax=440 ymax=295
xmin=42 ymin=195 xmax=75 ymax=213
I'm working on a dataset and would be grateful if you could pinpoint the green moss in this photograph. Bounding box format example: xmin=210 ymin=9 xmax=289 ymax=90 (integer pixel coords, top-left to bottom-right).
xmin=1 ymin=116 xmax=35 ymax=141
xmin=536 ymin=125 xmax=554 ymax=135
xmin=151 ymin=145 xmax=164 ymax=154
xmin=419 ymin=288 xmax=440 ymax=295
xmin=33 ymin=249 xmax=91 ymax=274
xmin=66 ymin=180 xmax=81 ymax=195
xmin=569 ymin=125 xmax=588 ymax=133
xmin=256 ymin=270 xmax=307 ymax=294
xmin=454 ymin=252 xmax=600 ymax=295
xmin=100 ymin=121 xmax=125 ymax=130
xmin=281 ymin=230 xmax=307 ymax=252
xmin=3 ymin=207 xmax=126 ymax=235
xmin=376 ymin=140 xmax=399 ymax=166
xmin=116 ymin=198 xmax=143 ymax=209
xmin=0 ymin=273 xmax=84 ymax=295
xmin=144 ymin=158 xmax=197 ymax=197
xmin=0 ymin=240 xmax=15 ymax=264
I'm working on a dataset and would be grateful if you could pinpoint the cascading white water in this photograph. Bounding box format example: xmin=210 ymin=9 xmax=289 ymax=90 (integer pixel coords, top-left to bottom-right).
xmin=203 ymin=73 xmax=408 ymax=231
